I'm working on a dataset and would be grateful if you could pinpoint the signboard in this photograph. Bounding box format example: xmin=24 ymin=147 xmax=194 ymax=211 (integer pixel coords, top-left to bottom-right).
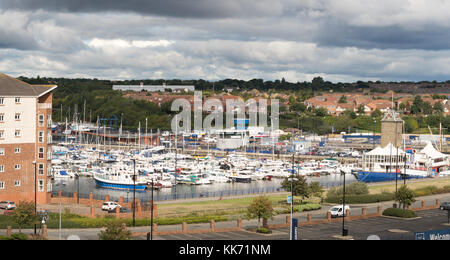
xmin=291 ymin=218 xmax=298 ymax=240
xmin=287 ymin=196 xmax=292 ymax=204
xmin=415 ymin=229 xmax=450 ymax=240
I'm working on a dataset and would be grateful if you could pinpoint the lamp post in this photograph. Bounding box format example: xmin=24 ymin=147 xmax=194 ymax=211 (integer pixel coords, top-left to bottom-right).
xmin=150 ymin=179 xmax=154 ymax=240
xmin=290 ymin=154 xmax=294 ymax=240
xmin=33 ymin=161 xmax=37 ymax=235
xmin=132 ymin=158 xmax=136 ymax=227
xmin=342 ymin=170 xmax=347 ymax=237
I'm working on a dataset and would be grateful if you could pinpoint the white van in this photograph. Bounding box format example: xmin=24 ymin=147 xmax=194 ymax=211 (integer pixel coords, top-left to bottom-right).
xmin=102 ymin=202 xmax=121 ymax=211
xmin=329 ymin=205 xmax=350 ymax=218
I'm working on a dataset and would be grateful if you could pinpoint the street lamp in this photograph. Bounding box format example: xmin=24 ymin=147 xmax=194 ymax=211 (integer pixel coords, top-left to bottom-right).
xmin=132 ymin=158 xmax=136 ymax=227
xmin=33 ymin=161 xmax=37 ymax=235
xmin=341 ymin=170 xmax=348 ymax=237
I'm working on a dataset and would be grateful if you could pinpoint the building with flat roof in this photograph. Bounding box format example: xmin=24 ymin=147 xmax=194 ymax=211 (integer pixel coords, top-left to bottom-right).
xmin=113 ymin=82 xmax=195 ymax=93
xmin=0 ymin=73 xmax=57 ymax=204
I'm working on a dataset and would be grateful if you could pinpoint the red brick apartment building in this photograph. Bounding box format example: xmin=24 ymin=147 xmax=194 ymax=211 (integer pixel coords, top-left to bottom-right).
xmin=0 ymin=74 xmax=57 ymax=204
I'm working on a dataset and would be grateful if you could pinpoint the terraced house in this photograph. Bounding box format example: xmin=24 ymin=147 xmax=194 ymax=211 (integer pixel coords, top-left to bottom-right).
xmin=0 ymin=73 xmax=57 ymax=204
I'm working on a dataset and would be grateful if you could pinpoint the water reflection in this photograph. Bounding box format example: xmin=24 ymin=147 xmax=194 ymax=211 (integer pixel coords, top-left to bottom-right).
xmin=53 ymin=174 xmax=357 ymax=202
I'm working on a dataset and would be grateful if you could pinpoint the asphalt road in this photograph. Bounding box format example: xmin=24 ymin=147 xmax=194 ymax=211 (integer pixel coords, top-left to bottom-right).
xmin=151 ymin=209 xmax=450 ymax=241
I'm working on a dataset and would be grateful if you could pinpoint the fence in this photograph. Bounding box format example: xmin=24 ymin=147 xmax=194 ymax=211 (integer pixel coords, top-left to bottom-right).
xmin=52 ymin=186 xmax=285 ymax=203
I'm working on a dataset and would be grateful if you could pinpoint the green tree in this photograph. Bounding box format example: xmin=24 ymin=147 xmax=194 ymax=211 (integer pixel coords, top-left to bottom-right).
xmin=411 ymin=96 xmax=423 ymax=114
xmin=98 ymin=222 xmax=132 ymax=240
xmin=395 ymin=185 xmax=416 ymax=210
xmin=404 ymin=117 xmax=419 ymax=133
xmin=433 ymin=102 xmax=444 ymax=115
xmin=246 ymin=196 xmax=274 ymax=228
xmin=314 ymin=107 xmax=328 ymax=117
xmin=371 ymin=109 xmax=383 ymax=118
xmin=281 ymin=175 xmax=310 ymax=202
xmin=338 ymin=95 xmax=347 ymax=103
xmin=309 ymin=182 xmax=325 ymax=202
xmin=10 ymin=202 xmax=39 ymax=233
xmin=422 ymin=102 xmax=433 ymax=115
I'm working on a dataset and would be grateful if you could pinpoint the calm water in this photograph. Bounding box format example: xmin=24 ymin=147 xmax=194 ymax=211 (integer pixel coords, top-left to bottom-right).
xmin=53 ymin=174 xmax=357 ymax=203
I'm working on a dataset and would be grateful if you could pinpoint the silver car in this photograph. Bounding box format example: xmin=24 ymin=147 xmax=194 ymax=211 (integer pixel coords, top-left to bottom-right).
xmin=0 ymin=201 xmax=16 ymax=210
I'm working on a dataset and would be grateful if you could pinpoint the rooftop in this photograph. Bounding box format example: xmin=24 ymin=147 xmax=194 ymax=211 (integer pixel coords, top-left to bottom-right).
xmin=0 ymin=73 xmax=57 ymax=97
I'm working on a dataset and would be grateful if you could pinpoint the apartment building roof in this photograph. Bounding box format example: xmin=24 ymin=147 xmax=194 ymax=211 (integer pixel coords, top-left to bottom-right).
xmin=0 ymin=73 xmax=57 ymax=97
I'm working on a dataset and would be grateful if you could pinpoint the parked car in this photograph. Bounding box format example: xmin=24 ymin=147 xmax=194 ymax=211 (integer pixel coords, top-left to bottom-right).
xmin=101 ymin=202 xmax=121 ymax=211
xmin=440 ymin=202 xmax=450 ymax=210
xmin=108 ymin=207 xmax=131 ymax=213
xmin=0 ymin=201 xmax=16 ymax=210
xmin=329 ymin=205 xmax=350 ymax=218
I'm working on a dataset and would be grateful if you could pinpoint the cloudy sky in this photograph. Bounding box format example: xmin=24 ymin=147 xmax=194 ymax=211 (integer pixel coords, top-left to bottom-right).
xmin=0 ymin=0 xmax=449 ymax=82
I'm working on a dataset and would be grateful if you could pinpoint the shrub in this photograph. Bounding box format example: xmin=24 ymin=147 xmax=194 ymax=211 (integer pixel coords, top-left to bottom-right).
xmin=382 ymin=208 xmax=416 ymax=218
xmin=326 ymin=182 xmax=369 ymax=199
xmin=98 ymin=222 xmax=131 ymax=240
xmin=0 ymin=233 xmax=28 ymax=240
xmin=256 ymin=227 xmax=272 ymax=234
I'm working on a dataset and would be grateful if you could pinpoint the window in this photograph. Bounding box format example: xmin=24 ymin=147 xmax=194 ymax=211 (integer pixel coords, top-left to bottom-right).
xmin=0 ymin=131 xmax=4 ymax=139
xmin=0 ymin=114 xmax=4 ymax=122
xmin=38 ymin=147 xmax=44 ymax=159
xmin=38 ymin=180 xmax=44 ymax=192
xmin=0 ymin=165 xmax=4 ymax=172
xmin=47 ymin=131 xmax=52 ymax=143
xmin=38 ymin=114 xmax=44 ymax=126
xmin=15 ymin=114 xmax=21 ymax=121
xmin=0 ymin=182 xmax=4 ymax=190
xmin=0 ymin=98 xmax=4 ymax=105
xmin=14 ymin=181 xmax=20 ymax=187
xmin=38 ymin=131 xmax=44 ymax=143
xmin=38 ymin=164 xmax=44 ymax=175
xmin=14 ymin=148 xmax=20 ymax=154
xmin=47 ymin=147 xmax=52 ymax=160
xmin=47 ymin=163 xmax=52 ymax=176
xmin=15 ymin=97 xmax=20 ymax=103
xmin=0 ymin=148 xmax=4 ymax=156
xmin=14 ymin=164 xmax=21 ymax=170
xmin=15 ymin=130 xmax=21 ymax=137
xmin=47 ymin=115 xmax=52 ymax=127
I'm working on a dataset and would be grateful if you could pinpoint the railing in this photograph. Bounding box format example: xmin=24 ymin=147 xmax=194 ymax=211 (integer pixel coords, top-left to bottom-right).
xmin=52 ymin=186 xmax=285 ymax=203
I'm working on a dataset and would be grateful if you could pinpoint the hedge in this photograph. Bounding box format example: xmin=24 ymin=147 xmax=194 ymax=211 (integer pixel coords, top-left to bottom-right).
xmin=325 ymin=193 xmax=395 ymax=204
xmin=382 ymin=208 xmax=417 ymax=218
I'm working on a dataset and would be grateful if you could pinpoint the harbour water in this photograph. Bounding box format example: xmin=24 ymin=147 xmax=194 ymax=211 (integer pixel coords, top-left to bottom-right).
xmin=53 ymin=174 xmax=357 ymax=203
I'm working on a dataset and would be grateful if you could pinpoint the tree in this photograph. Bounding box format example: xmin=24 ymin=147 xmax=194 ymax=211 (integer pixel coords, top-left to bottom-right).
xmin=246 ymin=196 xmax=274 ymax=228
xmin=395 ymin=185 xmax=416 ymax=210
xmin=281 ymin=175 xmax=310 ymax=202
xmin=357 ymin=105 xmax=365 ymax=114
xmin=410 ymin=96 xmax=423 ymax=114
xmin=422 ymin=102 xmax=433 ymax=115
xmin=98 ymin=222 xmax=132 ymax=240
xmin=10 ymin=202 xmax=38 ymax=233
xmin=371 ymin=109 xmax=382 ymax=118
xmin=404 ymin=117 xmax=419 ymax=133
xmin=433 ymin=102 xmax=444 ymax=115
xmin=309 ymin=182 xmax=325 ymax=202
xmin=338 ymin=95 xmax=347 ymax=104
xmin=314 ymin=107 xmax=328 ymax=117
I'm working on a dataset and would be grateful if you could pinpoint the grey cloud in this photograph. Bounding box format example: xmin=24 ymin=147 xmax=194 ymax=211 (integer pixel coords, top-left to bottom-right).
xmin=0 ymin=0 xmax=285 ymax=18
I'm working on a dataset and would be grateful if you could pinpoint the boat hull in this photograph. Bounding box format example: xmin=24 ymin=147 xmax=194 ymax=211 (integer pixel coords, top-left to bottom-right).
xmin=357 ymin=171 xmax=428 ymax=183
xmin=94 ymin=177 xmax=147 ymax=190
